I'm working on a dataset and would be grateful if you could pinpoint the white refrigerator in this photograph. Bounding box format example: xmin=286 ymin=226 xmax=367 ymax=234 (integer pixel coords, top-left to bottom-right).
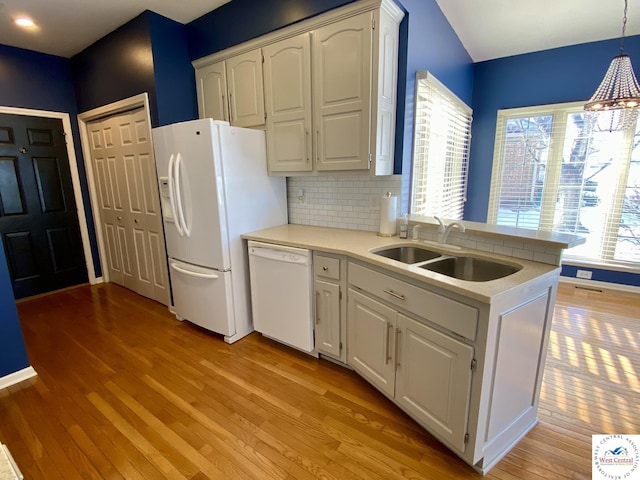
xmin=152 ymin=119 xmax=287 ymax=344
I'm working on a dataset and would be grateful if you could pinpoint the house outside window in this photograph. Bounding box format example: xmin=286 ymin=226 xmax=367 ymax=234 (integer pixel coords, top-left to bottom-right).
xmin=410 ymin=72 xmax=472 ymax=219
xmin=488 ymin=102 xmax=640 ymax=269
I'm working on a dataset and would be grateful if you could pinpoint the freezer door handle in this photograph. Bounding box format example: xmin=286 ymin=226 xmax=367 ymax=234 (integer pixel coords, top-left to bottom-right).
xmin=174 ymin=152 xmax=191 ymax=238
xmin=170 ymin=262 xmax=219 ymax=279
xmin=168 ymin=153 xmax=184 ymax=237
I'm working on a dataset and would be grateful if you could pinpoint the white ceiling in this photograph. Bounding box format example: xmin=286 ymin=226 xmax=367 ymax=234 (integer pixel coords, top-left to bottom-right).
xmin=0 ymin=0 xmax=638 ymax=60
xmin=435 ymin=0 xmax=640 ymax=62
xmin=0 ymin=0 xmax=231 ymax=58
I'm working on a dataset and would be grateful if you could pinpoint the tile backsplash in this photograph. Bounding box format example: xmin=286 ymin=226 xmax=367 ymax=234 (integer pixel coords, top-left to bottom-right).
xmin=287 ymin=175 xmax=402 ymax=231
xmin=286 ymin=175 xmax=562 ymax=266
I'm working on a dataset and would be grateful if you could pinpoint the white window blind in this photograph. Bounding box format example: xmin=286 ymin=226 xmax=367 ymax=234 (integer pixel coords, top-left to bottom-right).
xmin=488 ymin=102 xmax=640 ymax=269
xmin=411 ymin=71 xmax=472 ymax=219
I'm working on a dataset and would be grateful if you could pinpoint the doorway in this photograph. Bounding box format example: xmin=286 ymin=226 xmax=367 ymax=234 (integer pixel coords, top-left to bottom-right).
xmin=0 ymin=113 xmax=89 ymax=299
xmin=80 ymin=96 xmax=170 ymax=306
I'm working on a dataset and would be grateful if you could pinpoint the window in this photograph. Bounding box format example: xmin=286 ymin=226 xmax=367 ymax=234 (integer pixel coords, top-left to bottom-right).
xmin=488 ymin=102 xmax=640 ymax=269
xmin=410 ymin=72 xmax=472 ymax=219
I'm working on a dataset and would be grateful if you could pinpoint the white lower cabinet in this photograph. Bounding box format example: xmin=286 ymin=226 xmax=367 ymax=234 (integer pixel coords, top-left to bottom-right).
xmin=395 ymin=313 xmax=474 ymax=452
xmin=345 ymin=259 xmax=559 ymax=474
xmin=347 ymin=288 xmax=396 ymax=397
xmin=313 ymin=253 xmax=347 ymax=363
xmin=348 ymin=287 xmax=474 ymax=450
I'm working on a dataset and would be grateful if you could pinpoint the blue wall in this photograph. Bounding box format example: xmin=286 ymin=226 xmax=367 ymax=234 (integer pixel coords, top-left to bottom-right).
xmin=467 ymin=36 xmax=640 ymax=222
xmin=71 ymin=11 xmax=197 ymax=127
xmin=466 ymin=35 xmax=640 ymax=287
xmin=187 ymin=0 xmax=357 ymax=61
xmin=396 ymin=0 xmax=473 ymax=181
xmin=148 ymin=13 xmax=198 ymax=125
xmin=71 ymin=13 xmax=159 ymax=125
xmin=0 ymin=238 xmax=30 ymax=378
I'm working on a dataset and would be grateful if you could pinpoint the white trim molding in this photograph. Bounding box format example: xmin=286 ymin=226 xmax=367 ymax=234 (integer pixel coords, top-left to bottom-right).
xmin=559 ymin=276 xmax=640 ymax=294
xmin=0 ymin=106 xmax=98 ymax=283
xmin=0 ymin=366 xmax=37 ymax=391
xmin=77 ymin=93 xmax=154 ymax=284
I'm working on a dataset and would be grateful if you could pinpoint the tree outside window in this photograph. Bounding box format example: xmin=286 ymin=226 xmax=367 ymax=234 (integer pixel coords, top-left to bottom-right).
xmin=488 ymin=102 xmax=640 ymax=268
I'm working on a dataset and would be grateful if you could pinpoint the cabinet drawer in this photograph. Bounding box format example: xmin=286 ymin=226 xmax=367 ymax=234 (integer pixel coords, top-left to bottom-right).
xmin=314 ymin=255 xmax=341 ymax=280
xmin=348 ymin=262 xmax=478 ymax=341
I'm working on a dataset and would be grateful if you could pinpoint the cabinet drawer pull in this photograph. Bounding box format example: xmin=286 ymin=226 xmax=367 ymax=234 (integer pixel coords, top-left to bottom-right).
xmin=385 ymin=322 xmax=392 ymax=364
xmin=322 ymin=266 xmax=328 ymax=271
xmin=383 ymin=289 xmax=405 ymax=301
xmin=395 ymin=328 xmax=402 ymax=368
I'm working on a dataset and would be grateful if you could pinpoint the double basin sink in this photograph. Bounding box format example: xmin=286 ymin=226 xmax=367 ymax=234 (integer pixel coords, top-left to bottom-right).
xmin=372 ymin=245 xmax=520 ymax=282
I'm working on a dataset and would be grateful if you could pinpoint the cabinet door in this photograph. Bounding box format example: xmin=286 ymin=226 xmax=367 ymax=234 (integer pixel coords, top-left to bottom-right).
xmin=370 ymin=9 xmax=399 ymax=175
xmin=226 ymin=49 xmax=265 ymax=128
xmin=395 ymin=313 xmax=474 ymax=452
xmin=312 ymin=12 xmax=372 ymax=171
xmin=263 ymin=34 xmax=313 ymax=173
xmin=347 ymin=288 xmax=396 ymax=398
xmin=315 ymin=279 xmax=341 ymax=357
xmin=196 ymin=61 xmax=228 ymax=121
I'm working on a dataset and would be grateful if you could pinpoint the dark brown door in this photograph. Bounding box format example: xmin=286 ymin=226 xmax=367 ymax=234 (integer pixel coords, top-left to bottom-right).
xmin=0 ymin=113 xmax=87 ymax=299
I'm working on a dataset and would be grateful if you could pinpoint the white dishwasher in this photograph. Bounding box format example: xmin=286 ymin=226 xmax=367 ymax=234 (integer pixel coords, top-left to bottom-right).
xmin=248 ymin=241 xmax=315 ymax=354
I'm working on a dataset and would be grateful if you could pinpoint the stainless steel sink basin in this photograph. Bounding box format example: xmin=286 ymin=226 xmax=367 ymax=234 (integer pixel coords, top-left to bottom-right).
xmin=419 ymin=256 xmax=520 ymax=281
xmin=373 ymin=246 xmax=442 ymax=264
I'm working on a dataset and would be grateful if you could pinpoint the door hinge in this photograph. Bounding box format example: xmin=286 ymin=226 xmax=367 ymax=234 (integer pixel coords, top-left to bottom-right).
xmin=264 ymin=111 xmax=267 ymax=120
xmin=339 ymin=341 xmax=343 ymax=352
xmin=471 ymin=358 xmax=477 ymax=372
xmin=368 ymin=153 xmax=372 ymax=167
xmin=262 ymin=52 xmax=265 ymax=63
xmin=372 ymin=17 xmax=376 ymax=30
xmin=464 ymin=433 xmax=469 ymax=444
xmin=339 ymin=290 xmax=342 ymax=300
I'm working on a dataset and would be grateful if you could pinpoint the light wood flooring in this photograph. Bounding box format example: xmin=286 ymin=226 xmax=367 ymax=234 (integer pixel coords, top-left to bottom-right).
xmin=1 ymin=281 xmax=638 ymax=479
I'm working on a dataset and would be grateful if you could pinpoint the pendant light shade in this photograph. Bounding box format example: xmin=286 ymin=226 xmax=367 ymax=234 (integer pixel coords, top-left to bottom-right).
xmin=584 ymin=0 xmax=640 ymax=131
xmin=584 ymin=54 xmax=640 ymax=111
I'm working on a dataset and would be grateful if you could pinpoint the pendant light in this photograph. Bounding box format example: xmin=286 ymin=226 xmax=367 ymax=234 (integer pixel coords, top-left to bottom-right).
xmin=584 ymin=0 xmax=640 ymax=131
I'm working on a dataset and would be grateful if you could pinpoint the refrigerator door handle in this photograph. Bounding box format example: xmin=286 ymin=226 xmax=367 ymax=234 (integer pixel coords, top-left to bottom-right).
xmin=170 ymin=262 xmax=219 ymax=279
xmin=168 ymin=153 xmax=184 ymax=237
xmin=174 ymin=152 xmax=191 ymax=238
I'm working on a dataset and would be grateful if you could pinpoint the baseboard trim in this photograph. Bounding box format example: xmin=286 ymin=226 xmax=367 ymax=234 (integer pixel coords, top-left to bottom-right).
xmin=560 ymin=276 xmax=640 ymax=294
xmin=0 ymin=366 xmax=37 ymax=391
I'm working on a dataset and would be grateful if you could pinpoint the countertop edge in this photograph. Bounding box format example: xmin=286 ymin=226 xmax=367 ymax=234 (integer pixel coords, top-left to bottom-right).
xmin=242 ymin=225 xmax=561 ymax=303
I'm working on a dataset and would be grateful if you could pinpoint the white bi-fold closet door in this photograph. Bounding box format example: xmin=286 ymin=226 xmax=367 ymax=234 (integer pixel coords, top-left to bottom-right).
xmin=87 ymin=108 xmax=170 ymax=306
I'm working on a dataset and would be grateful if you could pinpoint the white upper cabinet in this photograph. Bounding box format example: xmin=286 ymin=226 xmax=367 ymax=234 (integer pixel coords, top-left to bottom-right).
xmin=313 ymin=13 xmax=372 ymax=172
xmin=263 ymin=34 xmax=313 ymax=173
xmin=226 ymin=50 xmax=266 ymax=128
xmin=196 ymin=51 xmax=265 ymax=128
xmin=196 ymin=61 xmax=228 ymax=122
xmin=193 ymin=0 xmax=403 ymax=175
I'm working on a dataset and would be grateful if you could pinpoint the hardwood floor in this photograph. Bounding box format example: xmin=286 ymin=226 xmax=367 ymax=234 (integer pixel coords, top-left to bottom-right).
xmin=1 ymin=281 xmax=638 ymax=479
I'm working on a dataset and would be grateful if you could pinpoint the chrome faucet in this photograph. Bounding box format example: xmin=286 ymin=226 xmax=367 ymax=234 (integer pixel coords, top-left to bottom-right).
xmin=434 ymin=217 xmax=466 ymax=245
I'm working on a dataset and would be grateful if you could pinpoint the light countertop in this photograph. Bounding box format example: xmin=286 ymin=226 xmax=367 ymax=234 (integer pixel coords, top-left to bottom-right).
xmin=242 ymin=224 xmax=561 ymax=303
xmin=408 ymin=215 xmax=586 ymax=249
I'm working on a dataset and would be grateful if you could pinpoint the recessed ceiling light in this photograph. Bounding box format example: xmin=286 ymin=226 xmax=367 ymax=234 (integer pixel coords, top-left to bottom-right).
xmin=14 ymin=17 xmax=35 ymax=27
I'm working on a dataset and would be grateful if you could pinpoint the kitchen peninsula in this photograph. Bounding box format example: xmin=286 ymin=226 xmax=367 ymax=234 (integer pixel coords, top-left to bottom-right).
xmin=242 ymin=222 xmax=584 ymax=474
